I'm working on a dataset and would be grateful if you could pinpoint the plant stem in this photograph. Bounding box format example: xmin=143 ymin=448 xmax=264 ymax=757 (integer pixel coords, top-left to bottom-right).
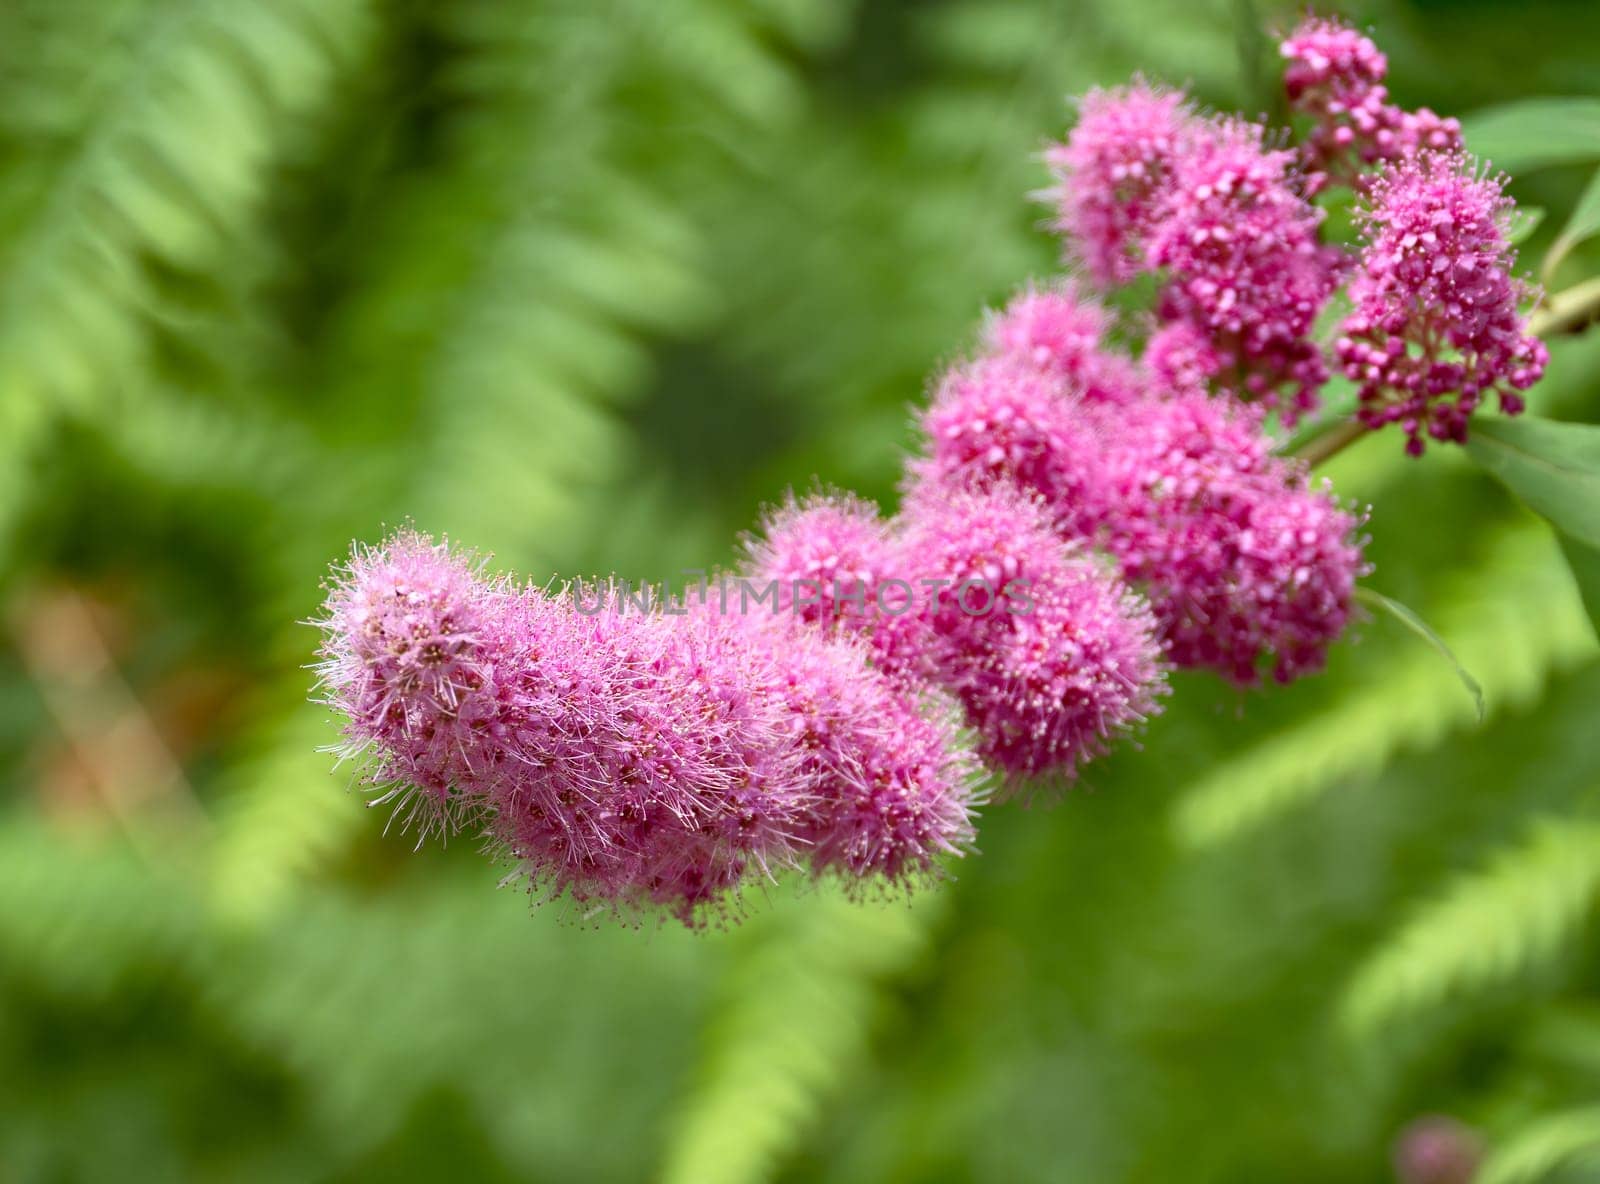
xmin=1294 ymin=417 xmax=1368 ymax=467
xmin=1288 ymin=277 xmax=1600 ymax=467
xmin=1530 ymin=274 xmax=1600 ymax=337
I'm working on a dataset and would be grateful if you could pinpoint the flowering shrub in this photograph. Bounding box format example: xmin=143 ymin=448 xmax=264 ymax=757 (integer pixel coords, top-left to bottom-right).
xmin=317 ymin=13 xmax=1584 ymax=928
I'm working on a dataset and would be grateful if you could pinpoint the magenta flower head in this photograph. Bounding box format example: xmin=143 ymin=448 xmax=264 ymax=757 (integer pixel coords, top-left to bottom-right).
xmin=316 ymin=529 xmax=519 ymax=833
xmin=1280 ymin=15 xmax=1459 ymax=188
xmin=742 ymin=617 xmax=981 ymax=888
xmin=1046 ymin=80 xmax=1195 ymax=286
xmin=982 ymin=284 xmax=1143 ymax=407
xmin=740 ymin=490 xmax=891 ymax=633
xmin=888 ymin=484 xmax=1165 ymax=784
xmin=1099 ymin=388 xmax=1365 ymax=683
xmin=320 ymin=529 xmax=822 ymax=928
xmin=486 ymin=596 xmax=813 ymax=928
xmin=1337 ymin=151 xmax=1547 ymax=455
xmin=909 ymin=355 xmax=1109 ymax=538
xmin=1149 ymin=115 xmax=1338 ymax=423
xmin=1281 ymin=15 xmax=1388 ymax=103
xmin=1143 ymin=319 xmax=1225 ymax=394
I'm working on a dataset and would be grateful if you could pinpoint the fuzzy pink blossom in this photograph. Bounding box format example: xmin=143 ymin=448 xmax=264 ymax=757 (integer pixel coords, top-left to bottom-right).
xmin=1046 ymin=81 xmax=1195 ymax=286
xmin=740 ymin=617 xmax=980 ymax=887
xmin=1143 ymin=319 xmax=1225 ymax=395
xmin=909 ymin=355 xmax=1111 ymax=538
xmin=887 ymin=485 xmax=1166 ymax=782
xmin=320 ymin=532 xmax=818 ymax=928
xmin=982 ymin=285 xmax=1141 ymax=406
xmin=316 ymin=530 xmax=523 ymax=833
xmin=1281 ymin=16 xmax=1460 ymax=189
xmin=486 ymin=599 xmax=815 ymax=927
xmin=1098 ymin=389 xmax=1366 ymax=683
xmin=741 ymin=491 xmax=892 ymax=633
xmin=1149 ymin=116 xmax=1340 ymax=423
xmin=1337 ymin=151 xmax=1546 ymax=455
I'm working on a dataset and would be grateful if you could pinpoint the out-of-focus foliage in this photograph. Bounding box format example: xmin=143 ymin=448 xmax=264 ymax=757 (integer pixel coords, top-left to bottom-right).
xmin=2 ymin=0 xmax=1600 ymax=1181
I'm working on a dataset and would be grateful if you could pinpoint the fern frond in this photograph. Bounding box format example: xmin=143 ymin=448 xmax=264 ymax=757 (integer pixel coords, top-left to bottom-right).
xmin=0 ymin=0 xmax=374 ymax=546
xmin=0 ymin=816 xmax=199 ymax=999
xmin=1173 ymin=521 xmax=1598 ymax=847
xmin=658 ymin=888 xmax=944 ymax=1184
xmin=1340 ymin=819 xmax=1600 ymax=1037
xmin=1479 ymin=1105 xmax=1600 ymax=1184
xmin=309 ymin=0 xmax=812 ymax=564
xmin=205 ymin=685 xmax=365 ymax=927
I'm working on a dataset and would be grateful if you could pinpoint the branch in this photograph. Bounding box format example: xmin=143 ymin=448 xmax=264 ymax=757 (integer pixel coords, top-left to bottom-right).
xmin=1531 ymin=275 xmax=1600 ymax=338
xmin=1293 ymin=417 xmax=1368 ymax=466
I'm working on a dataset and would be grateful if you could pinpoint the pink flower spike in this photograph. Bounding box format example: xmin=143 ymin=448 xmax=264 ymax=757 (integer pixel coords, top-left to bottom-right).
xmin=1337 ymin=151 xmax=1546 ymax=455
xmin=909 ymin=355 xmax=1111 ymax=539
xmin=1046 ymin=81 xmax=1196 ymax=286
xmin=740 ymin=617 xmax=982 ymax=889
xmin=740 ymin=490 xmax=892 ymax=634
xmin=315 ymin=529 xmax=519 ymax=835
xmin=983 ymin=284 xmax=1143 ymax=407
xmin=1148 ymin=115 xmax=1339 ymax=423
xmin=888 ymin=485 xmax=1166 ymax=784
xmin=486 ymin=599 xmax=813 ymax=929
xmin=1097 ymin=388 xmax=1366 ymax=683
xmin=1280 ymin=15 xmax=1460 ymax=186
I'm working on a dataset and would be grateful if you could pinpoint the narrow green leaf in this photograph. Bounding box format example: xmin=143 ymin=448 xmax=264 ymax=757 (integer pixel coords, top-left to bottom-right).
xmin=1544 ymin=168 xmax=1600 ymax=282
xmin=1558 ymin=535 xmax=1600 ymax=642
xmin=1459 ymin=98 xmax=1600 ymax=172
xmin=1355 ymin=587 xmax=1485 ymax=721
xmin=1466 ymin=415 xmax=1600 ymax=636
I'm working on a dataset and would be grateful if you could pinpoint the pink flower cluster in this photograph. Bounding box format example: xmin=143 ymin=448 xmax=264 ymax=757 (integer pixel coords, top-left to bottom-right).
xmin=1280 ymin=16 xmax=1461 ymax=190
xmin=1042 ymin=13 xmax=1542 ymax=453
xmin=1148 ymin=118 xmax=1341 ymax=424
xmin=316 ymin=13 xmax=1545 ymax=927
xmin=907 ymin=287 xmax=1365 ymax=685
xmin=319 ymin=531 xmax=979 ymax=927
xmin=1049 ymin=91 xmax=1339 ymax=422
xmin=1338 ymin=152 xmax=1548 ymax=455
xmin=1046 ymin=82 xmax=1193 ymax=286
xmin=743 ymin=483 xmax=1165 ymax=787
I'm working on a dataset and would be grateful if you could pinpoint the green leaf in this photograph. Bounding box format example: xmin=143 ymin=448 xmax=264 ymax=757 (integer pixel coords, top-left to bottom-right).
xmin=1559 ymin=536 xmax=1600 ymax=639
xmin=1459 ymin=98 xmax=1600 ymax=172
xmin=1231 ymin=0 xmax=1275 ymax=125
xmin=1544 ymin=168 xmax=1600 ymax=281
xmin=1354 ymin=587 xmax=1485 ymax=721
xmin=659 ymin=890 xmax=944 ymax=1184
xmin=1466 ymin=415 xmax=1600 ymax=636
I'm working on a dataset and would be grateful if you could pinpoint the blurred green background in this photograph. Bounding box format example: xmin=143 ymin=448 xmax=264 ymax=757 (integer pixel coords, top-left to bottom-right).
xmin=3 ymin=0 xmax=1600 ymax=1180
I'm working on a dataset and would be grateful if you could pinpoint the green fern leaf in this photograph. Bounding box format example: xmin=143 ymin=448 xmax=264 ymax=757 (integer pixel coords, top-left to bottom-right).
xmin=0 ymin=0 xmax=374 ymax=548
xmin=207 ymin=685 xmax=365 ymax=927
xmin=658 ymin=888 xmax=944 ymax=1184
xmin=1479 ymin=1105 xmax=1600 ymax=1184
xmin=1173 ymin=521 xmax=1598 ymax=847
xmin=1341 ymin=819 xmax=1600 ymax=1036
